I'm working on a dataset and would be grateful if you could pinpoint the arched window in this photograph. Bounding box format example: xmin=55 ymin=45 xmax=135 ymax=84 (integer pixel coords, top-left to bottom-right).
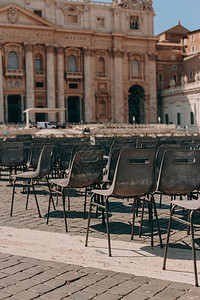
xmin=8 ymin=51 xmax=18 ymax=69
xmin=132 ymin=59 xmax=139 ymax=77
xmin=99 ymin=99 xmax=106 ymax=116
xmin=35 ymin=54 xmax=43 ymax=72
xmin=68 ymin=55 xmax=76 ymax=72
xmin=98 ymin=57 xmax=105 ymax=74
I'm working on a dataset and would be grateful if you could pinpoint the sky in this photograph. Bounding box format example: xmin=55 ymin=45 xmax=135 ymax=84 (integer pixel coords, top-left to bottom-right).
xmin=153 ymin=0 xmax=200 ymax=35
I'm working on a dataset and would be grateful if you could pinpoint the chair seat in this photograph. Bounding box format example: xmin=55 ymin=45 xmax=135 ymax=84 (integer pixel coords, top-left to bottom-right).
xmin=172 ymin=199 xmax=200 ymax=211
xmin=51 ymin=178 xmax=69 ymax=187
xmin=11 ymin=171 xmax=37 ymax=179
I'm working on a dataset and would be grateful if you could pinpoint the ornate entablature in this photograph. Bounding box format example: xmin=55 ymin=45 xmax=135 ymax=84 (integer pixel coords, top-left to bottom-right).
xmin=117 ymin=0 xmax=153 ymax=11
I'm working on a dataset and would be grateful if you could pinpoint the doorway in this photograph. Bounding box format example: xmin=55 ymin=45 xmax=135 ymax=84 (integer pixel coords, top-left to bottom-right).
xmin=128 ymin=85 xmax=145 ymax=124
xmin=8 ymin=95 xmax=21 ymax=123
xmin=67 ymin=96 xmax=80 ymax=123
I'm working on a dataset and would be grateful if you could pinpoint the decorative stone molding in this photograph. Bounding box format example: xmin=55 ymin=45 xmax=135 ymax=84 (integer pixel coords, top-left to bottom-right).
xmin=46 ymin=0 xmax=53 ymax=7
xmin=147 ymin=51 xmax=157 ymax=61
xmin=24 ymin=44 xmax=33 ymax=53
xmin=57 ymin=46 xmax=64 ymax=55
xmin=113 ymin=49 xmax=124 ymax=58
xmin=46 ymin=45 xmax=54 ymax=54
xmin=83 ymin=47 xmax=94 ymax=57
xmin=7 ymin=6 xmax=18 ymax=24
xmin=62 ymin=5 xmax=84 ymax=16
xmin=25 ymin=0 xmax=31 ymax=5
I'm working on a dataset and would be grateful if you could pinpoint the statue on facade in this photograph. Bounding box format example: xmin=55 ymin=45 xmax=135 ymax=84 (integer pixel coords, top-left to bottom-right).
xmin=119 ymin=0 xmax=128 ymax=8
xmin=7 ymin=6 xmax=18 ymax=24
xmin=184 ymin=74 xmax=188 ymax=84
xmin=142 ymin=0 xmax=153 ymax=11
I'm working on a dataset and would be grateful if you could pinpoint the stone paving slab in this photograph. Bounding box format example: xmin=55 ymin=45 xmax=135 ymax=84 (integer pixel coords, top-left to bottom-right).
xmin=0 ymin=253 xmax=197 ymax=300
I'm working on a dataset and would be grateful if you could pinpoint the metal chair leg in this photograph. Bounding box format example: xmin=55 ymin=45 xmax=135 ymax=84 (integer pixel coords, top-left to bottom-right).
xmin=139 ymin=201 xmax=145 ymax=238
xmin=10 ymin=178 xmax=16 ymax=217
xmin=190 ymin=211 xmax=198 ymax=287
xmin=85 ymin=193 xmax=95 ymax=247
xmin=131 ymin=198 xmax=136 ymax=240
xmin=62 ymin=188 xmax=68 ymax=232
xmin=105 ymin=196 xmax=111 ymax=257
xmin=83 ymin=187 xmax=87 ymax=219
xmin=25 ymin=179 xmax=30 ymax=210
xmin=101 ymin=195 xmax=105 ymax=225
xmin=47 ymin=190 xmax=52 ymax=225
xmin=67 ymin=187 xmax=70 ymax=212
xmin=31 ymin=180 xmax=41 ymax=218
xmin=152 ymin=195 xmax=163 ymax=248
xmin=163 ymin=205 xmax=175 ymax=270
xmin=46 ymin=178 xmax=56 ymax=211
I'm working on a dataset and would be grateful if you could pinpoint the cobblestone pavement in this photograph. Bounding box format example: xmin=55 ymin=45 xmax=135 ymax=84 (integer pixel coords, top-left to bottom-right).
xmin=0 ymin=170 xmax=200 ymax=299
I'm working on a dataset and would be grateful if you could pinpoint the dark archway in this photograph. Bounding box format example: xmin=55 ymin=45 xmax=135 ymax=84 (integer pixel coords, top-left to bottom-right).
xmin=8 ymin=95 xmax=21 ymax=123
xmin=35 ymin=106 xmax=46 ymax=122
xmin=128 ymin=85 xmax=145 ymax=124
xmin=67 ymin=96 xmax=80 ymax=123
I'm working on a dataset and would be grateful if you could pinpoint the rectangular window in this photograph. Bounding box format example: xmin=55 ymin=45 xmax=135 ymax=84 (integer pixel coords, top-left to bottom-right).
xmin=158 ymin=74 xmax=163 ymax=82
xmin=191 ymin=35 xmax=195 ymax=42
xmin=172 ymin=65 xmax=177 ymax=70
xmin=189 ymin=71 xmax=193 ymax=79
xmin=34 ymin=10 xmax=42 ymax=17
xmin=177 ymin=113 xmax=181 ymax=126
xmin=190 ymin=111 xmax=194 ymax=125
xmin=191 ymin=46 xmax=196 ymax=53
xmin=35 ymin=59 xmax=42 ymax=72
xmin=130 ymin=16 xmax=139 ymax=30
xmin=36 ymin=82 xmax=44 ymax=88
xmin=69 ymin=83 xmax=78 ymax=89
xmin=165 ymin=114 xmax=169 ymax=124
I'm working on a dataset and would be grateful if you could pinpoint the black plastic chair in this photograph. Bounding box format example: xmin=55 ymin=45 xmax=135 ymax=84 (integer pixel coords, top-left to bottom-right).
xmin=47 ymin=150 xmax=104 ymax=231
xmin=0 ymin=142 xmax=25 ymax=182
xmin=158 ymin=149 xmax=200 ymax=286
xmin=10 ymin=145 xmax=55 ymax=217
xmin=85 ymin=149 xmax=163 ymax=256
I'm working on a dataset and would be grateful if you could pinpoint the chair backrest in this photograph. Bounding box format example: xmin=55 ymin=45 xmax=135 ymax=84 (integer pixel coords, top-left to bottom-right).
xmin=59 ymin=144 xmax=73 ymax=171
xmin=110 ymin=149 xmax=157 ymax=197
xmin=68 ymin=150 xmax=103 ymax=188
xmin=28 ymin=143 xmax=53 ymax=169
xmin=156 ymin=144 xmax=182 ymax=170
xmin=1 ymin=142 xmax=24 ymax=166
xmin=157 ymin=149 xmax=200 ymax=194
xmin=16 ymin=134 xmax=32 ymax=142
xmin=35 ymin=145 xmax=55 ymax=178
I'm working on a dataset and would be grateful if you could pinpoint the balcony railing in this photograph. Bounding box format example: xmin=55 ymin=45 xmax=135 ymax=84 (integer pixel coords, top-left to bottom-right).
xmin=66 ymin=72 xmax=83 ymax=79
xmin=5 ymin=69 xmax=24 ymax=77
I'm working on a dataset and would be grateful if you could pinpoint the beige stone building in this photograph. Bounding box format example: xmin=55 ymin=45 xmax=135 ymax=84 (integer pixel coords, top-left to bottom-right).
xmin=156 ymin=23 xmax=200 ymax=132
xmin=0 ymin=0 xmax=157 ymax=124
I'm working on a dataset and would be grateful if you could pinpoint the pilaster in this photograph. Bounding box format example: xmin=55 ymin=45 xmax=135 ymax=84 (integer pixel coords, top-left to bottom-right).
xmin=113 ymin=49 xmax=124 ymax=123
xmin=0 ymin=44 xmax=4 ymax=122
xmin=46 ymin=45 xmax=55 ymax=121
xmin=83 ymin=48 xmax=93 ymax=122
xmin=56 ymin=47 xmax=65 ymax=123
xmin=25 ymin=44 xmax=34 ymax=120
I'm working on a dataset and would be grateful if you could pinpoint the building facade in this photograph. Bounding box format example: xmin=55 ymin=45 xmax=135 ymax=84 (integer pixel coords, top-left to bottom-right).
xmin=0 ymin=0 xmax=157 ymax=124
xmin=156 ymin=23 xmax=200 ymax=131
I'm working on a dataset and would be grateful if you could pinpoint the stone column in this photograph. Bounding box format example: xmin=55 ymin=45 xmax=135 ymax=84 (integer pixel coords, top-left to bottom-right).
xmin=147 ymin=52 xmax=157 ymax=123
xmin=56 ymin=47 xmax=65 ymax=123
xmin=113 ymin=49 xmax=124 ymax=123
xmin=25 ymin=44 xmax=34 ymax=121
xmin=83 ymin=48 xmax=93 ymax=123
xmin=0 ymin=44 xmax=4 ymax=123
xmin=46 ymin=45 xmax=55 ymax=122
